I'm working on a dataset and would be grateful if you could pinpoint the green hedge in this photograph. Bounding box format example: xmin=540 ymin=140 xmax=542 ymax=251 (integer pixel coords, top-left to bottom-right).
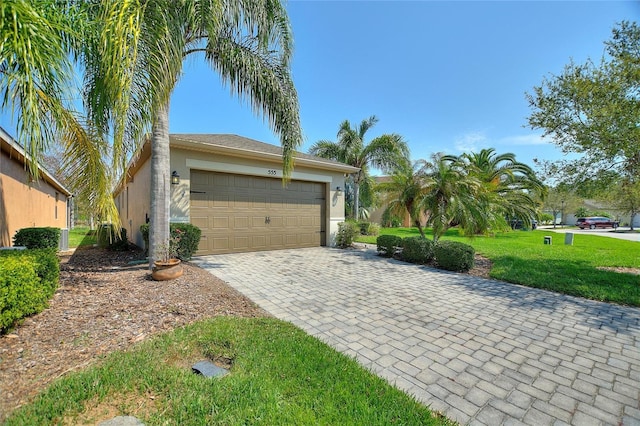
xmin=401 ymin=236 xmax=434 ymax=264
xmin=376 ymin=235 xmax=403 ymax=258
xmin=434 ymin=240 xmax=475 ymax=272
xmin=0 ymin=249 xmax=59 ymax=332
xmin=13 ymin=227 xmax=60 ymax=249
xmin=140 ymin=223 xmax=202 ymax=260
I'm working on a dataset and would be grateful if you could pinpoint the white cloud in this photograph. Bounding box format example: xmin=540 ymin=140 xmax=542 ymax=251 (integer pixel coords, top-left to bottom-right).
xmin=454 ymin=131 xmax=488 ymax=153
xmin=498 ymin=134 xmax=553 ymax=146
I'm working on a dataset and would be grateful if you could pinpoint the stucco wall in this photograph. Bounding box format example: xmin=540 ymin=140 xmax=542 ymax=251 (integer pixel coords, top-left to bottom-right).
xmin=116 ymin=158 xmax=152 ymax=249
xmin=0 ymin=150 xmax=69 ymax=246
xmin=116 ymin=145 xmax=349 ymax=250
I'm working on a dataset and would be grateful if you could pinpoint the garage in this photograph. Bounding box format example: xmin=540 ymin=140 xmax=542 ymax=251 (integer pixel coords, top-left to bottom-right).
xmin=190 ymin=170 xmax=325 ymax=255
xmin=113 ymin=134 xmax=358 ymax=254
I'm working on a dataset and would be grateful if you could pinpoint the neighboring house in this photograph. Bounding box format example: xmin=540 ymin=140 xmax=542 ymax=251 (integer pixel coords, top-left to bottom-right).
xmin=0 ymin=127 xmax=72 ymax=248
xmin=114 ymin=134 xmax=358 ymax=255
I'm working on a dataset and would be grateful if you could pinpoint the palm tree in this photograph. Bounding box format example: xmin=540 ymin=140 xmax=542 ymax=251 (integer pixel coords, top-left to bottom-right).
xmin=377 ymin=160 xmax=430 ymax=237
xmin=82 ymin=0 xmax=302 ymax=265
xmin=1 ymin=0 xmax=118 ymax=225
xmin=460 ymin=148 xmax=545 ymax=230
xmin=419 ymin=153 xmax=501 ymax=242
xmin=309 ymin=116 xmax=409 ymax=219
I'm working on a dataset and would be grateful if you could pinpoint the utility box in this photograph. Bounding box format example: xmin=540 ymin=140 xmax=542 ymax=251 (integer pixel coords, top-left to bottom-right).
xmin=544 ymin=236 xmax=552 ymax=245
xmin=565 ymin=232 xmax=574 ymax=245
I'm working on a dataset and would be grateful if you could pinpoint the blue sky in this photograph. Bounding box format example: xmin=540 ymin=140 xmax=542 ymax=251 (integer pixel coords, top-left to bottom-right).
xmin=2 ymin=1 xmax=637 ymax=176
xmin=172 ymin=1 xmax=637 ymax=175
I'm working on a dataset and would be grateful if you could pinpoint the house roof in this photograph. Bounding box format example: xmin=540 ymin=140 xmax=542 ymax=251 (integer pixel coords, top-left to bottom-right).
xmin=0 ymin=127 xmax=72 ymax=196
xmin=117 ymin=133 xmax=359 ymax=191
xmin=169 ymin=134 xmax=359 ymax=173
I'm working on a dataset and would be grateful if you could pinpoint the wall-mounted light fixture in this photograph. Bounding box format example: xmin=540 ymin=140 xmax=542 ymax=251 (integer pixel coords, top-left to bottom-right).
xmin=336 ymin=186 xmax=342 ymax=193
xmin=171 ymin=171 xmax=180 ymax=185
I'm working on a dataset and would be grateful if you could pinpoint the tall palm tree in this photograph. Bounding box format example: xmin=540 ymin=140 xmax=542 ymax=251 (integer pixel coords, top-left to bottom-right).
xmin=1 ymin=0 xmax=118 ymax=225
xmin=309 ymin=116 xmax=409 ymax=219
xmin=82 ymin=0 xmax=302 ymax=265
xmin=377 ymin=160 xmax=429 ymax=237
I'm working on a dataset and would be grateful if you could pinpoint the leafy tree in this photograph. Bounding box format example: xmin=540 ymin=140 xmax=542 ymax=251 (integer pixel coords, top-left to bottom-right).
xmin=377 ymin=160 xmax=430 ymax=238
xmin=543 ymin=186 xmax=582 ymax=228
xmin=82 ymin=0 xmax=302 ymax=265
xmin=309 ymin=116 xmax=409 ymax=219
xmin=574 ymin=207 xmax=591 ymax=219
xmin=609 ymin=180 xmax=640 ymax=230
xmin=527 ymin=21 xmax=640 ymax=186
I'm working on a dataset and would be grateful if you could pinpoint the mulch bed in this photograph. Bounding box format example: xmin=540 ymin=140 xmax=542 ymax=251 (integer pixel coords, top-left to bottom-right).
xmin=0 ymin=246 xmax=268 ymax=422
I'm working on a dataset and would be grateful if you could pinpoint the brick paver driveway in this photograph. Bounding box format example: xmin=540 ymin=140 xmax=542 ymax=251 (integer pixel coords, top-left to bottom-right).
xmin=193 ymin=247 xmax=640 ymax=425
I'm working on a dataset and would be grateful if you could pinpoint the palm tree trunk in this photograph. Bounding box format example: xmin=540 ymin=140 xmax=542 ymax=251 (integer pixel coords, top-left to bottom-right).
xmin=354 ymin=180 xmax=360 ymax=220
xmin=149 ymin=103 xmax=171 ymax=269
xmin=414 ymin=220 xmax=425 ymax=239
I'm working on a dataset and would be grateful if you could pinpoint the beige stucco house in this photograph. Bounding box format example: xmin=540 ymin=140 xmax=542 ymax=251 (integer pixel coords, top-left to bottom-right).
xmin=0 ymin=127 xmax=72 ymax=247
xmin=114 ymin=134 xmax=358 ymax=255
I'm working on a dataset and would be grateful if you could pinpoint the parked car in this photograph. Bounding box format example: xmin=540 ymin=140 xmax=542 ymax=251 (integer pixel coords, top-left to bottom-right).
xmin=509 ymin=218 xmax=538 ymax=230
xmin=576 ymin=217 xmax=619 ymax=229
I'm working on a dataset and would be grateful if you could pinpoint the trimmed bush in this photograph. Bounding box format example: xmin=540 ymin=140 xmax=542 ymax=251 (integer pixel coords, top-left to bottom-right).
xmin=401 ymin=236 xmax=434 ymax=264
xmin=376 ymin=235 xmax=403 ymax=257
xmin=13 ymin=227 xmax=60 ymax=249
xmin=434 ymin=240 xmax=475 ymax=272
xmin=0 ymin=249 xmax=59 ymax=332
xmin=335 ymin=222 xmax=360 ymax=248
xmin=170 ymin=223 xmax=202 ymax=260
xmin=140 ymin=223 xmax=202 ymax=260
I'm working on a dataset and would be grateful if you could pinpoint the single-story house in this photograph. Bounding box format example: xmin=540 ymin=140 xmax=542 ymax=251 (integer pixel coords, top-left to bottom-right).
xmin=114 ymin=134 xmax=359 ymax=255
xmin=0 ymin=127 xmax=72 ymax=248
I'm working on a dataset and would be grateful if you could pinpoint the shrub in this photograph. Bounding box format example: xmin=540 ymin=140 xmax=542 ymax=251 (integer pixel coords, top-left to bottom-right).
xmin=335 ymin=222 xmax=359 ymax=248
xmin=170 ymin=223 xmax=202 ymax=260
xmin=401 ymin=236 xmax=434 ymax=264
xmin=13 ymin=227 xmax=60 ymax=249
xmin=97 ymin=224 xmax=129 ymax=251
xmin=434 ymin=240 xmax=475 ymax=272
xmin=0 ymin=249 xmax=59 ymax=332
xmin=140 ymin=223 xmax=202 ymax=260
xmin=357 ymin=221 xmax=380 ymax=236
xmin=381 ymin=208 xmax=402 ymax=228
xmin=376 ymin=235 xmax=403 ymax=257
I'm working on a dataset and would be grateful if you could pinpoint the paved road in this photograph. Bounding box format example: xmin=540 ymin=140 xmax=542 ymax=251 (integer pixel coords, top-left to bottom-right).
xmin=540 ymin=226 xmax=640 ymax=242
xmin=193 ymin=247 xmax=640 ymax=425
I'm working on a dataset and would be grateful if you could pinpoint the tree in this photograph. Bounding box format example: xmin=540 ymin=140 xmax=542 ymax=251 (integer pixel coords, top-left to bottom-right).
xmin=0 ymin=0 xmax=118 ymax=226
xmin=527 ymin=21 xmax=640 ymax=186
xmin=543 ymin=185 xmax=582 ymax=228
xmin=82 ymin=0 xmax=302 ymax=266
xmin=309 ymin=116 xmax=409 ymax=219
xmin=419 ymin=153 xmax=492 ymax=242
xmin=610 ymin=180 xmax=640 ymax=230
xmin=460 ymin=148 xmax=545 ymax=231
xmin=377 ymin=160 xmax=429 ymax=238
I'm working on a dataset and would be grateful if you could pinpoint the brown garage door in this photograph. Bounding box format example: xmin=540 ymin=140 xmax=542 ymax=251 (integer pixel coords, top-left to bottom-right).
xmin=190 ymin=170 xmax=326 ymax=255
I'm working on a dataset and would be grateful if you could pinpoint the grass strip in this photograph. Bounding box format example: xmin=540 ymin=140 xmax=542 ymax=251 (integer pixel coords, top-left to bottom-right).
xmin=357 ymin=228 xmax=640 ymax=306
xmin=5 ymin=317 xmax=453 ymax=425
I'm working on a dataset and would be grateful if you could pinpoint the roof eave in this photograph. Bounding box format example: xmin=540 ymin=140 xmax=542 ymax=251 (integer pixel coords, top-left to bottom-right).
xmin=170 ymin=138 xmax=359 ymax=174
xmin=0 ymin=127 xmax=73 ymax=197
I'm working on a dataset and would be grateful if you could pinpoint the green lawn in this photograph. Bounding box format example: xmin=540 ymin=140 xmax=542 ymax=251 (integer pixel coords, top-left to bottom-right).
xmin=5 ymin=318 xmax=452 ymax=426
xmin=68 ymin=227 xmax=97 ymax=248
xmin=357 ymin=227 xmax=640 ymax=307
